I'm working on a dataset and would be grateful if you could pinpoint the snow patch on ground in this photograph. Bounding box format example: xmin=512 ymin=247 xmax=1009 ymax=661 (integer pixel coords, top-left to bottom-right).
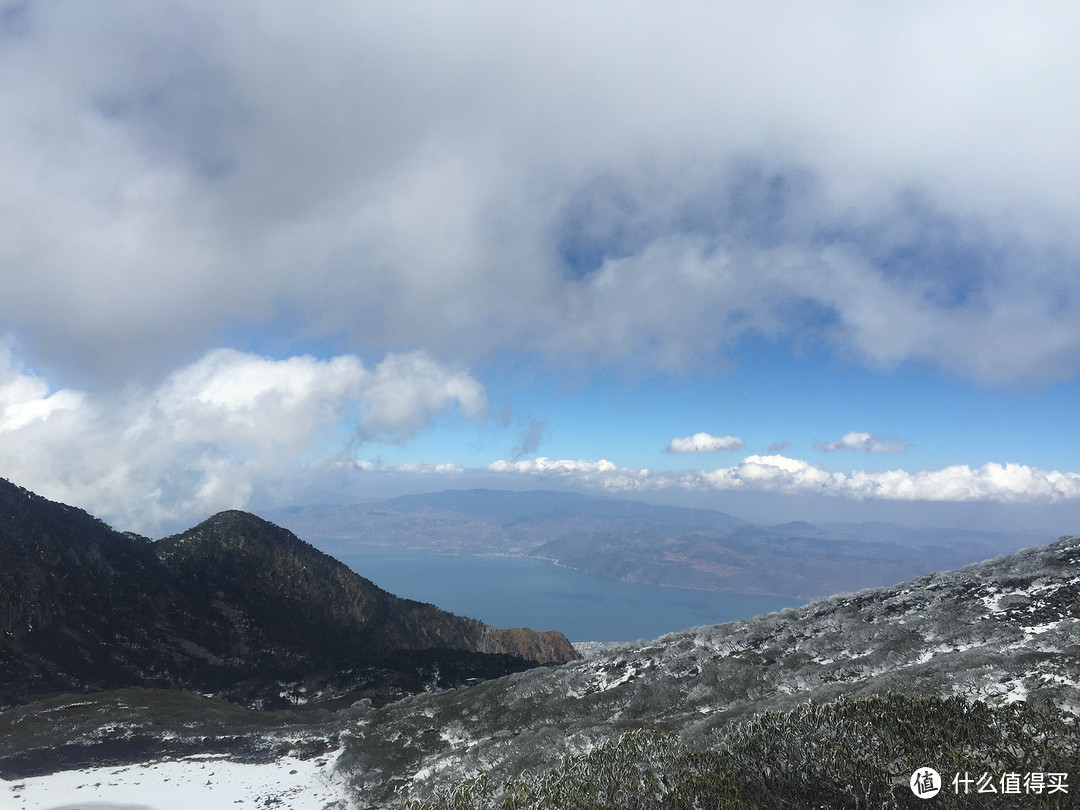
xmin=439 ymin=721 xmax=471 ymax=747
xmin=1023 ymin=620 xmax=1064 ymax=640
xmin=996 ymin=678 xmax=1029 ymax=704
xmin=979 ymin=580 xmax=1059 ymax=616
xmin=1 ymin=749 xmax=352 ymax=810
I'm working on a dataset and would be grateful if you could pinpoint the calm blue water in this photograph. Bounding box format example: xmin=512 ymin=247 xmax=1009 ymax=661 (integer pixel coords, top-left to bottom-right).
xmin=337 ymin=546 xmax=803 ymax=642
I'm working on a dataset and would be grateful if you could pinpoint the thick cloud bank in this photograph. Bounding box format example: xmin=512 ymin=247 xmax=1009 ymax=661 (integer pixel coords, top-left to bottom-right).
xmin=3 ymin=3 xmax=1080 ymax=384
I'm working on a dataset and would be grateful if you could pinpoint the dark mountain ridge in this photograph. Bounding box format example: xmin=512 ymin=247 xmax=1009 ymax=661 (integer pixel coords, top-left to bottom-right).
xmin=0 ymin=479 xmax=577 ymax=708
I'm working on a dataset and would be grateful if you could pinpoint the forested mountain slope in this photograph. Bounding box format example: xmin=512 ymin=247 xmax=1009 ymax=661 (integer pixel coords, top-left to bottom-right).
xmin=0 ymin=479 xmax=576 ymax=709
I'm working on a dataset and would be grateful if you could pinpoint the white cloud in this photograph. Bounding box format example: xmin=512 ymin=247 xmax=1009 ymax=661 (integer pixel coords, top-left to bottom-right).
xmin=488 ymin=457 xmax=620 ymax=477
xmin=665 ymin=432 xmax=746 ymax=454
xmin=3 ymin=4 xmax=1080 ymax=384
xmin=818 ymin=431 xmax=908 ymax=454
xmin=359 ymin=352 xmax=487 ymax=441
xmin=0 ymin=345 xmax=84 ymax=432
xmin=734 ymin=455 xmax=836 ymax=491
xmin=0 ymin=347 xmax=486 ymax=533
xmin=351 ymin=460 xmax=465 ymax=475
xmin=481 ymin=453 xmax=1080 ymax=504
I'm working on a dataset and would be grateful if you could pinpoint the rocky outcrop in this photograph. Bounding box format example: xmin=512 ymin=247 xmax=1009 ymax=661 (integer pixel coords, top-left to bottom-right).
xmin=494 ymin=628 xmax=582 ymax=664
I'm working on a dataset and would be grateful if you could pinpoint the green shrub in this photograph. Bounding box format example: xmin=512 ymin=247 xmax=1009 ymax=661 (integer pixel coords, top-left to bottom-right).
xmin=406 ymin=693 xmax=1079 ymax=810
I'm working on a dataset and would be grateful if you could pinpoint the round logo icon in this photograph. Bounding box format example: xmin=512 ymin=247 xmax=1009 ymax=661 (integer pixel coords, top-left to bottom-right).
xmin=910 ymin=767 xmax=942 ymax=798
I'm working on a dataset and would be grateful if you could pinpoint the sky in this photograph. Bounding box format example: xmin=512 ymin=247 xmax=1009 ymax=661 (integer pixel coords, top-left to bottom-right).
xmin=2 ymin=1 xmax=1080 ymax=536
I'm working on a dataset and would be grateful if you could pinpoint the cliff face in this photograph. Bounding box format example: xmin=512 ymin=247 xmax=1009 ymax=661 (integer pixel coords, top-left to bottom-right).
xmin=0 ymin=479 xmax=577 ymax=708
xmin=493 ymin=628 xmax=582 ymax=664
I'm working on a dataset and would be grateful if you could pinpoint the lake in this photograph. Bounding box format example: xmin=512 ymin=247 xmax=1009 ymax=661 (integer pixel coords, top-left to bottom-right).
xmin=336 ymin=546 xmax=803 ymax=642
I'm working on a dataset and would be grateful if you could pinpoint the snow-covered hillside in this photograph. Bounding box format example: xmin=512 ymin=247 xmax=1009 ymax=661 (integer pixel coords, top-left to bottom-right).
xmin=339 ymin=536 xmax=1080 ymax=804
xmin=3 ymin=748 xmax=350 ymax=810
xmin=3 ymin=536 xmax=1078 ymax=809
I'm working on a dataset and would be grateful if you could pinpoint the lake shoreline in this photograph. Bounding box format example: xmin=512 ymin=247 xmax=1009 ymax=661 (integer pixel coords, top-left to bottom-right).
xmin=331 ymin=544 xmax=804 ymax=642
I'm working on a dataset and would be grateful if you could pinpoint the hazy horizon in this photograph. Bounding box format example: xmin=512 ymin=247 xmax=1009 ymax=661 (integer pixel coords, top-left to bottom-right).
xmin=261 ymin=482 xmax=1080 ymax=539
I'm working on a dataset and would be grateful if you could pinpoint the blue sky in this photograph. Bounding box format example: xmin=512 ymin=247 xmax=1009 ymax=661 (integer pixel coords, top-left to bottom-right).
xmin=2 ymin=2 xmax=1080 ymax=535
xmin=383 ymin=340 xmax=1080 ymax=476
xmin=352 ymin=339 xmax=1080 ymax=509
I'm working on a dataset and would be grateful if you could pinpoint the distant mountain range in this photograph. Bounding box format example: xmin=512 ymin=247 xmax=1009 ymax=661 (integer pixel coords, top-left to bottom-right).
xmin=270 ymin=489 xmax=1050 ymax=599
xmin=0 ymin=478 xmax=577 ymax=710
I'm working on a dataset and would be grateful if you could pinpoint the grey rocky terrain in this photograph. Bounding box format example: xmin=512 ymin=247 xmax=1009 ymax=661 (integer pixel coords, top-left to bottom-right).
xmin=337 ymin=535 xmax=1080 ymax=805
